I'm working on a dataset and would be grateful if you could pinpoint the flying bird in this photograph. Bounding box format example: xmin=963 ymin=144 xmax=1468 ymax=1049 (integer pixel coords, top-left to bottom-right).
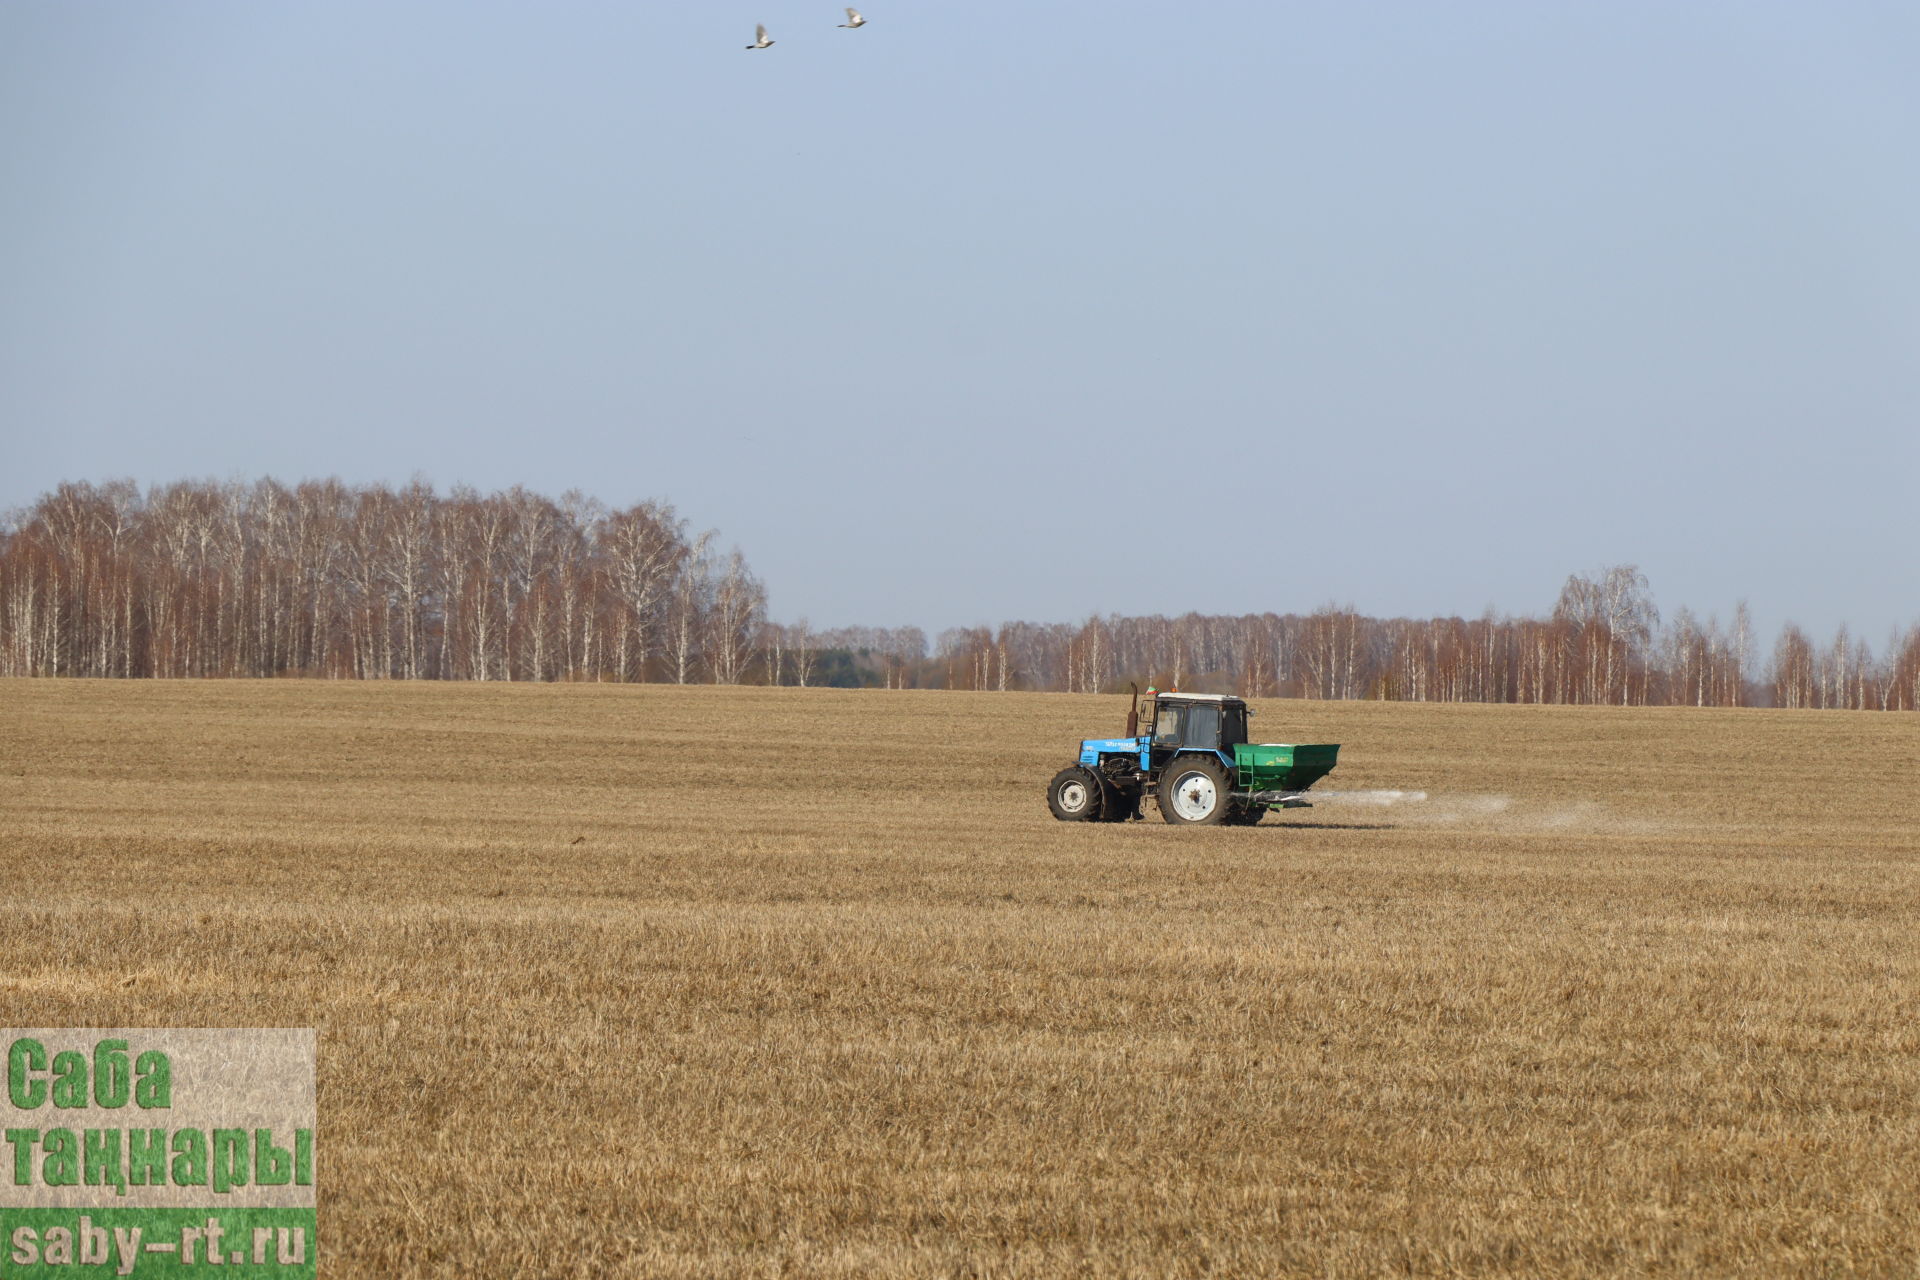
xmin=838 ymin=8 xmax=866 ymax=27
xmin=746 ymin=23 xmax=774 ymax=49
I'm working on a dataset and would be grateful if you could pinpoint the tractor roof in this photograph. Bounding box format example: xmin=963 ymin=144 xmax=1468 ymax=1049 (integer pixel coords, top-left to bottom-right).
xmin=1149 ymin=692 xmax=1245 ymax=704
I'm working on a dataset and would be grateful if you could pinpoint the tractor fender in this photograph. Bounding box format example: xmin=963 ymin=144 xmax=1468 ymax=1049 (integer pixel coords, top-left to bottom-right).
xmin=1161 ymin=748 xmax=1236 ymax=773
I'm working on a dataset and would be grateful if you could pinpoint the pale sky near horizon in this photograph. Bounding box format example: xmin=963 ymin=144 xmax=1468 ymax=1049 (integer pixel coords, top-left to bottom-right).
xmin=3 ymin=2 xmax=1916 ymax=647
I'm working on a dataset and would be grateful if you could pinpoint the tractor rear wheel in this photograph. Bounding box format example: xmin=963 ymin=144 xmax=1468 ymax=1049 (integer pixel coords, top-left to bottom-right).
xmin=1047 ymin=767 xmax=1104 ymax=822
xmin=1157 ymin=755 xmax=1232 ymax=826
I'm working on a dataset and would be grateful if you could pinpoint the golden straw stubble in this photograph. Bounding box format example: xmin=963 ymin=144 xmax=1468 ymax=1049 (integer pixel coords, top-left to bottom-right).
xmin=1 ymin=679 xmax=1916 ymax=1277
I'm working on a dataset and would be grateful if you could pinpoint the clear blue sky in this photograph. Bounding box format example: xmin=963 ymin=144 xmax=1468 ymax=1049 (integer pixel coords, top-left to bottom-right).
xmin=3 ymin=2 xmax=1916 ymax=646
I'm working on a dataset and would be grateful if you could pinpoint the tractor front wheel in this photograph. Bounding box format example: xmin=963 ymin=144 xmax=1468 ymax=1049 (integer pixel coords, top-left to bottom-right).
xmin=1047 ymin=767 xmax=1104 ymax=822
xmin=1157 ymin=755 xmax=1232 ymax=826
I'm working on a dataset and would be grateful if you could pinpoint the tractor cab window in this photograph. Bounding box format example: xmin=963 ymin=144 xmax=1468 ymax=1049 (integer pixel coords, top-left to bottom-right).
xmin=1153 ymin=704 xmax=1184 ymax=744
xmin=1221 ymin=705 xmax=1248 ymax=748
xmin=1186 ymin=704 xmax=1220 ymax=750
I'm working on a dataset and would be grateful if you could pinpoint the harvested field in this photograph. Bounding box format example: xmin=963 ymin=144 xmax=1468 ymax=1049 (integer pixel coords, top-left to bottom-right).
xmin=1 ymin=679 xmax=1917 ymax=1278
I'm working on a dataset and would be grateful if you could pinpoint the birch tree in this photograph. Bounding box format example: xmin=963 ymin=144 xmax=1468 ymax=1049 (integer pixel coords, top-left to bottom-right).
xmin=705 ymin=548 xmax=765 ymax=685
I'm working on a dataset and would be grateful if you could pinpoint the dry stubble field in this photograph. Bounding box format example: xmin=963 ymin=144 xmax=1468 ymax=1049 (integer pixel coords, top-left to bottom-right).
xmin=0 ymin=679 xmax=1916 ymax=1278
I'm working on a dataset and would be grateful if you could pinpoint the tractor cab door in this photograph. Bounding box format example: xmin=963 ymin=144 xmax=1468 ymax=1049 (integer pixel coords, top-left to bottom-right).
xmin=1184 ymin=702 xmax=1222 ymax=751
xmin=1151 ymin=702 xmax=1187 ymax=761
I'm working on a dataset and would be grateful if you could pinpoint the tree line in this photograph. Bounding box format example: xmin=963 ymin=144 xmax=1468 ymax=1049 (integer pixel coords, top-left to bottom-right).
xmin=4 ymin=480 xmax=1916 ymax=709
xmin=758 ymin=572 xmax=1919 ymax=710
xmin=0 ymin=479 xmax=764 ymax=683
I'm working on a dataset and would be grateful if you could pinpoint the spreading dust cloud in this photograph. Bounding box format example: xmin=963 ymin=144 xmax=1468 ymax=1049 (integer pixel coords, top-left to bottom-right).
xmin=1315 ymin=789 xmax=1436 ymax=808
xmin=1312 ymin=790 xmax=1668 ymax=833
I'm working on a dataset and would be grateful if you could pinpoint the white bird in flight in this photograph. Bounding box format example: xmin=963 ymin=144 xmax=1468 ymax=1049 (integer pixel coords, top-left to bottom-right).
xmin=839 ymin=8 xmax=866 ymax=27
xmin=746 ymin=23 xmax=774 ymax=50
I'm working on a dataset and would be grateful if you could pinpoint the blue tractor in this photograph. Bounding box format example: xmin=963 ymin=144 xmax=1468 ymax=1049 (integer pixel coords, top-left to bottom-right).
xmin=1046 ymin=689 xmax=1340 ymax=826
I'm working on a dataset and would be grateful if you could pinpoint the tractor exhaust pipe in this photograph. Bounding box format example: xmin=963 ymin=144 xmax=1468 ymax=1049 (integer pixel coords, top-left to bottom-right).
xmin=1124 ymin=682 xmax=1139 ymax=738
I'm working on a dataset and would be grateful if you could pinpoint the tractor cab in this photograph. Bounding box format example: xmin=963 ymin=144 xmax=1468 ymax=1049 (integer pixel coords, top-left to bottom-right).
xmin=1142 ymin=693 xmax=1250 ymax=763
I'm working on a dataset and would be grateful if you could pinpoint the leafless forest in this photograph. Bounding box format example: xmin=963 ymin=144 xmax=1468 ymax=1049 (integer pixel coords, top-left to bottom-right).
xmin=3 ymin=478 xmax=1915 ymax=709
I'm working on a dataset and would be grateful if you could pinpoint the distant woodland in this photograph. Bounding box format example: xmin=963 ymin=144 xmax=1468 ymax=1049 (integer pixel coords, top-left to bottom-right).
xmin=4 ymin=479 xmax=1916 ymax=710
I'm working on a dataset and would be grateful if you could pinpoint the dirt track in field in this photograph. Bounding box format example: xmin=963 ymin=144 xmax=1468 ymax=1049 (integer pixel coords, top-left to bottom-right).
xmin=2 ymin=680 xmax=1917 ymax=1277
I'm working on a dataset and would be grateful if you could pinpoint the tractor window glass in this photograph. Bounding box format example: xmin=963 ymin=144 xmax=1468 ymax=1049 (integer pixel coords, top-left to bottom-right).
xmin=1154 ymin=705 xmax=1183 ymax=743
xmin=1220 ymin=706 xmax=1248 ymax=747
xmin=1186 ymin=704 xmax=1220 ymax=749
